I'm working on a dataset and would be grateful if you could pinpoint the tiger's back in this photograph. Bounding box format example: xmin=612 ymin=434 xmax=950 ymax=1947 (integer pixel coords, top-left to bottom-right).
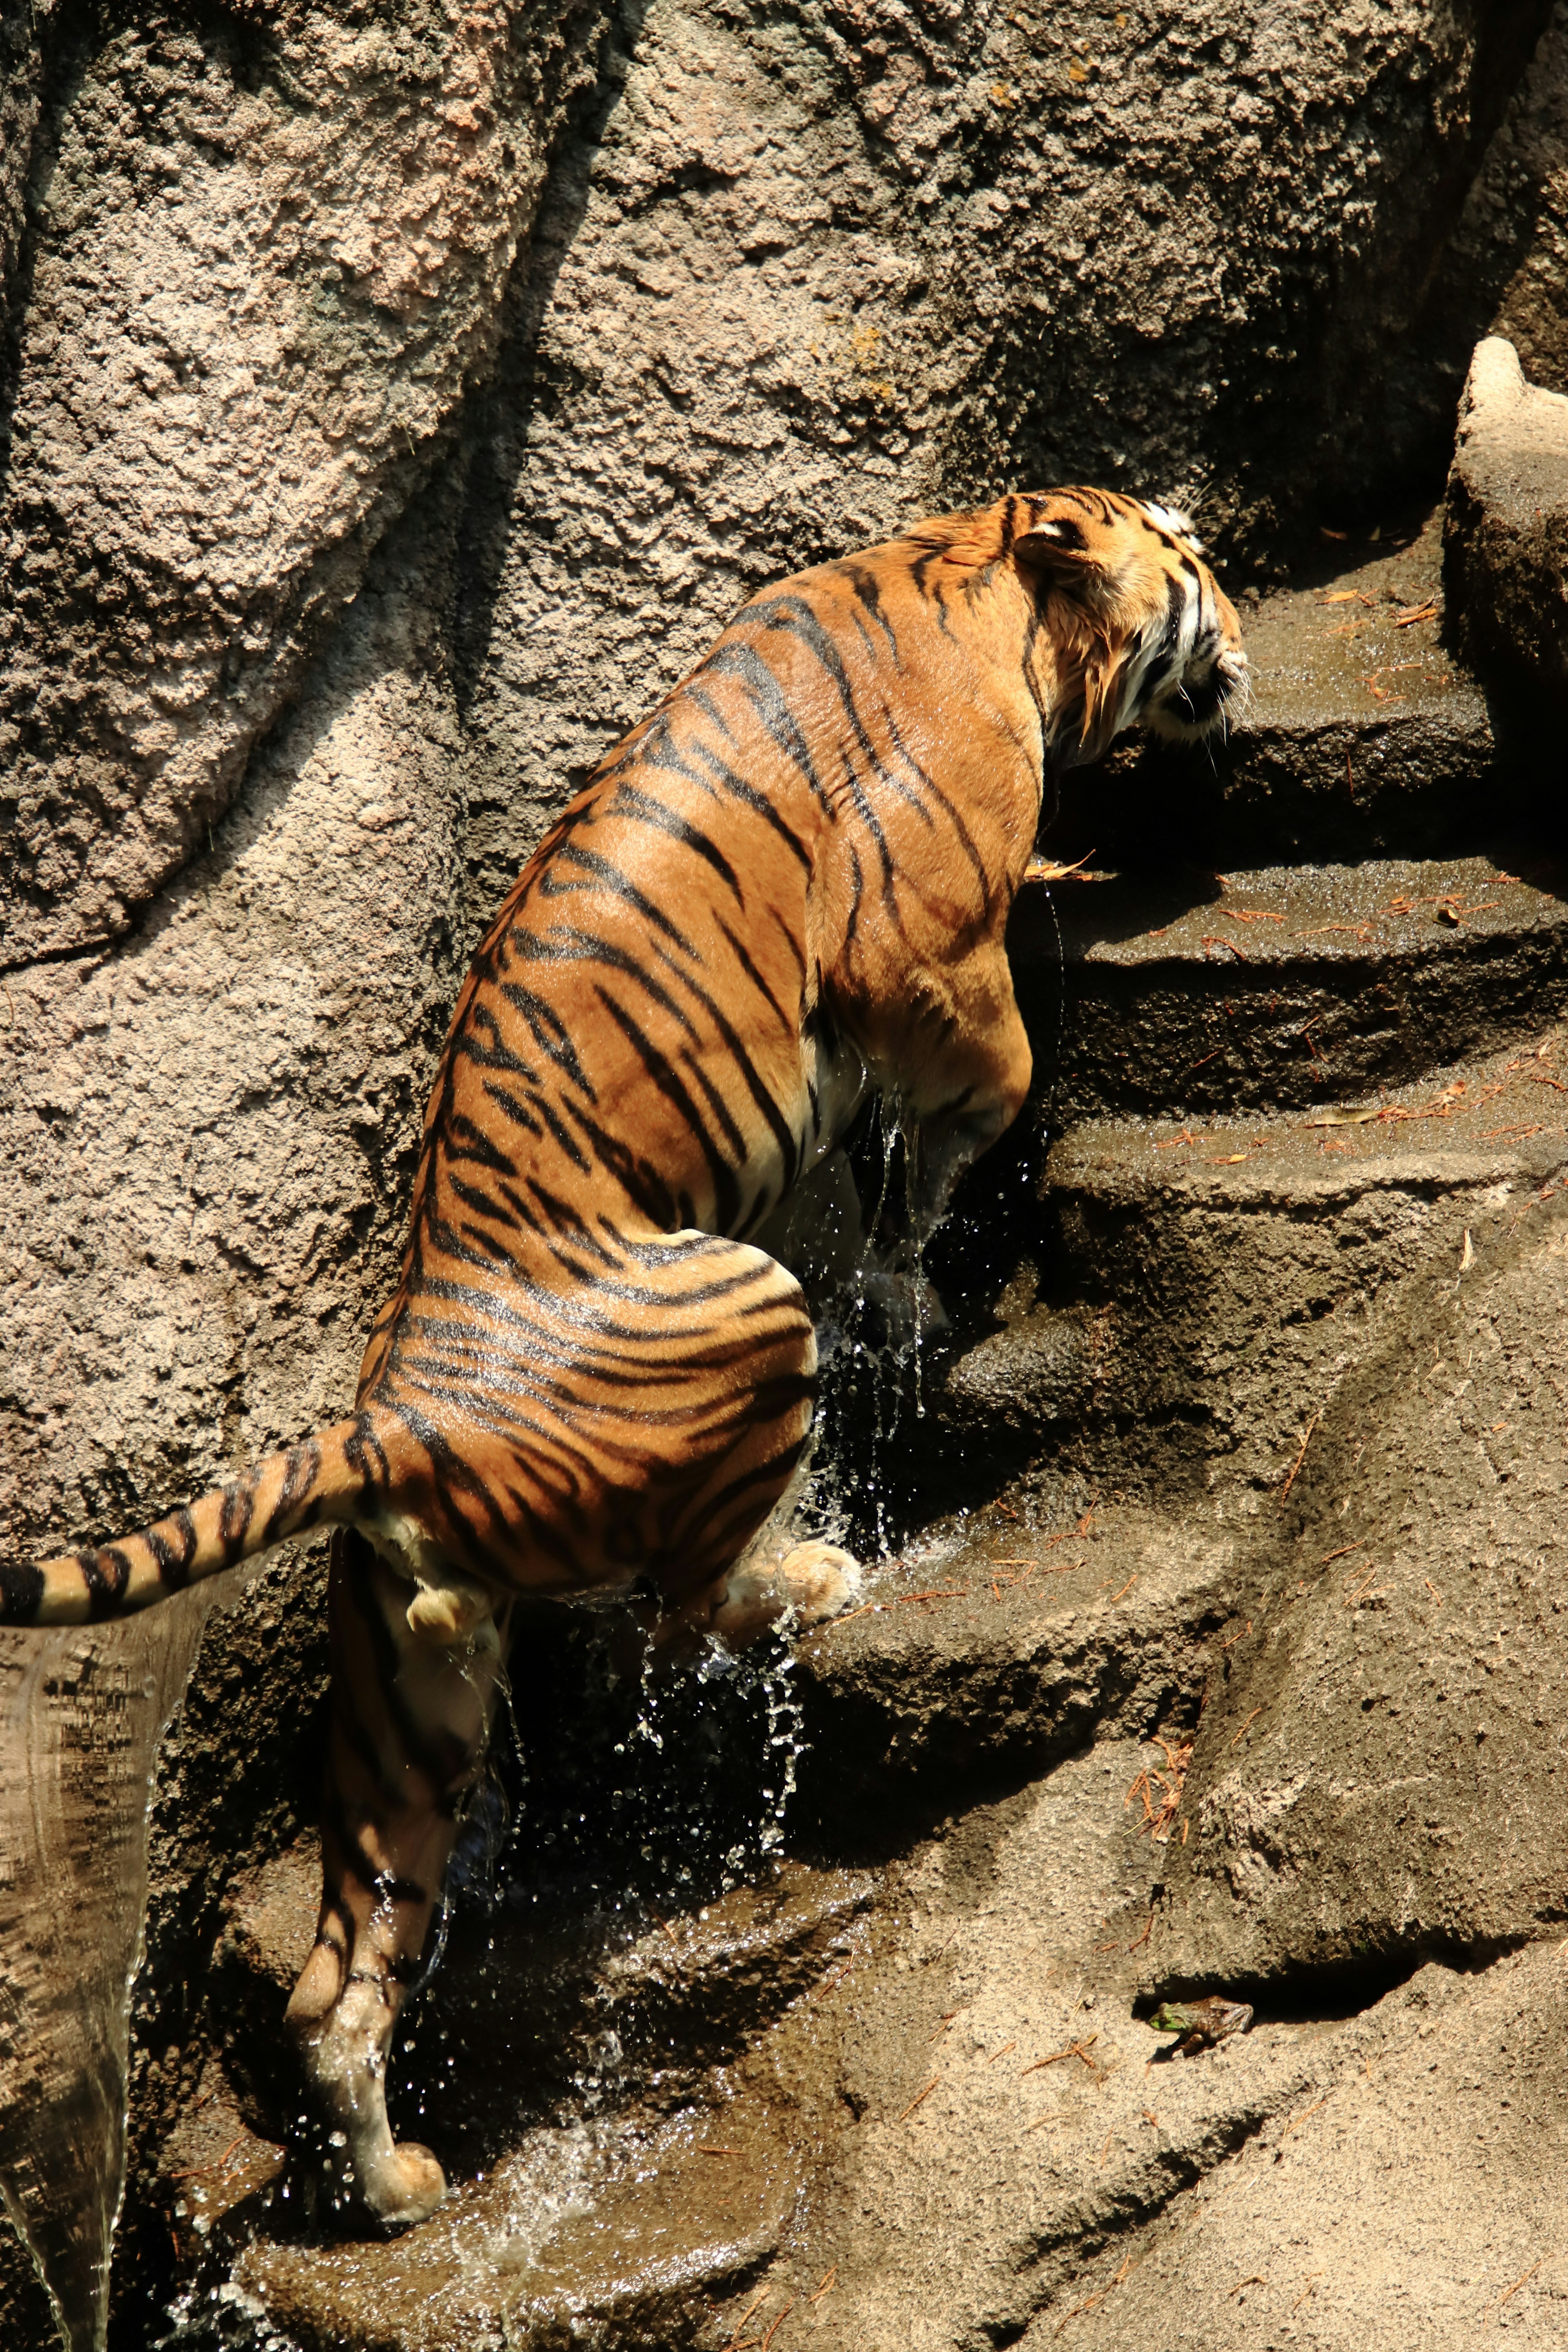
xmin=358 ymin=497 xmax=1100 ymax=1608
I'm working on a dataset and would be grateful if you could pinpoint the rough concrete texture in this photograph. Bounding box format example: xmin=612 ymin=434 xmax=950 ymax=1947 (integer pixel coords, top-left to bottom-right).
xmin=1021 ymin=1944 xmax=1568 ymax=2347
xmin=0 ymin=0 xmax=601 ymax=964
xmin=168 ymin=1725 xmax=1568 ymax=2348
xmin=995 ymin=1029 xmax=1568 ymax=1502
xmin=450 ymin=1 xmax=1552 ymax=903
xmin=0 ymin=490 xmax=468 ymax=1553
xmin=1445 ymin=334 xmax=1568 ymax=714
xmin=1012 ymin=852 xmax=1568 ymax=1122
xmin=1 ymin=0 xmax=1557 ymax=962
xmin=6 ymin=0 xmax=1568 ymax=2345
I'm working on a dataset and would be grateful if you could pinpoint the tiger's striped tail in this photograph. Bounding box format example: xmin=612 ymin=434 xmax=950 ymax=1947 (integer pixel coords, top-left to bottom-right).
xmin=0 ymin=1410 xmax=401 ymax=1628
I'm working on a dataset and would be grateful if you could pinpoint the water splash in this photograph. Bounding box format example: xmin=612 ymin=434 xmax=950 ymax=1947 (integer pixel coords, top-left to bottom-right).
xmin=0 ymin=1592 xmax=222 ymax=2352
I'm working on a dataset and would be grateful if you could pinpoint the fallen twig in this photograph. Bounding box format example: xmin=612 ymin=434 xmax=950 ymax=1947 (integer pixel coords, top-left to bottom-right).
xmin=760 ymin=2299 xmax=794 ymax=2351
xmin=897 ymin=2075 xmax=941 ymax=2123
xmin=1493 ymin=2254 xmax=1550 ymax=2314
xmin=724 ymin=2288 xmax=768 ymax=2349
xmin=1278 ymin=1412 xmax=1320 ymax=1506
xmin=1021 ymin=2036 xmax=1099 ymax=2076
xmin=167 ymin=2134 xmax=247 ymax=2184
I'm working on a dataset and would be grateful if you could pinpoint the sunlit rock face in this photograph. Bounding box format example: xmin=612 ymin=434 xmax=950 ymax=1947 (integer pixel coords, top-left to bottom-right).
xmin=1445 ymin=334 xmax=1568 ymax=718
xmin=0 ymin=0 xmax=604 ymax=968
xmin=6 ymin=2 xmax=1568 ymax=2348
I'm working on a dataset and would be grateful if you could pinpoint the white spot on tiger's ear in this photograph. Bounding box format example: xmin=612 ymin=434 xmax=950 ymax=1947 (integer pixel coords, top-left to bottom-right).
xmin=1142 ymin=499 xmax=1204 ymax=552
xmin=1031 ymin=519 xmax=1068 ymax=539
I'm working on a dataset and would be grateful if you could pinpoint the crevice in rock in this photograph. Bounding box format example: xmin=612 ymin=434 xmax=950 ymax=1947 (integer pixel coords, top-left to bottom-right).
xmin=1136 ymin=1933 xmax=1536 ymax=2027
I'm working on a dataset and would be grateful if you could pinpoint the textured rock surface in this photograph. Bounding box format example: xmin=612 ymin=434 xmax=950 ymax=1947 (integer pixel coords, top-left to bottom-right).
xmin=451 ymin=0 xmax=1553 ymax=903
xmin=1 ymin=0 xmax=1555 ymax=965
xmin=1445 ymin=334 xmax=1568 ymax=713
xmin=1013 ymin=854 xmax=1568 ymax=1123
xmin=1434 ymin=1 xmax=1568 ymax=399
xmin=1025 ymin=1943 xmax=1568 ymax=2346
xmin=1144 ymin=1178 xmax=1568 ymax=1993
xmin=0 ymin=0 xmax=602 ymax=965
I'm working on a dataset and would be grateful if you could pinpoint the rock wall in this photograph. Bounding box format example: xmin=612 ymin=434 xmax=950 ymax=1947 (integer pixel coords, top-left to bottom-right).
xmin=5 ymin=2 xmax=1568 ymax=2347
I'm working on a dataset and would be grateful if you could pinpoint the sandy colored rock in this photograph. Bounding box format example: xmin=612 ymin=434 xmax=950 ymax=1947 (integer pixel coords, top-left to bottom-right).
xmin=1444 ymin=334 xmax=1568 ymax=717
xmin=7 ymin=3 xmax=1568 ymax=2346
xmin=1145 ymin=1181 xmax=1568 ymax=1992
xmin=1025 ymin=1944 xmax=1568 ymax=2347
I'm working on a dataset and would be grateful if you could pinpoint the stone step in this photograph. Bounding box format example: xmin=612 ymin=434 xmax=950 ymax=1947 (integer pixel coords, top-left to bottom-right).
xmin=168 ymin=1719 xmax=1566 ymax=2352
xmin=1049 ymin=503 xmax=1523 ymax=871
xmin=208 ymin=1836 xmax=873 ymax=2154
xmin=1006 ymin=851 xmax=1568 ymax=1123
xmin=1138 ymin=1173 xmax=1568 ymax=2006
xmin=792 ymin=1507 xmax=1238 ymax=1831
xmin=936 ymin=1029 xmax=1568 ymax=1503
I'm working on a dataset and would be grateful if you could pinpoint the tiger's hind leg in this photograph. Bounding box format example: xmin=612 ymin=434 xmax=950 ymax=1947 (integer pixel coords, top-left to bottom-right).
xmin=285 ymin=1529 xmax=510 ymax=2226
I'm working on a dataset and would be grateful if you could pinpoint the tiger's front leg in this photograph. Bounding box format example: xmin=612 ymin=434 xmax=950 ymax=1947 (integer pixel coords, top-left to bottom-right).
xmin=893 ymin=940 xmax=1034 ymax=1230
xmin=285 ymin=1530 xmax=510 ymax=2225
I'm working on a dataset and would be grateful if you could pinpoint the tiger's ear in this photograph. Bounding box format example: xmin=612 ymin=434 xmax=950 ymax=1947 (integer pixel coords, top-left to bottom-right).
xmin=1013 ymin=514 xmax=1093 ymax=565
xmin=1013 ymin=517 xmax=1115 ymax=612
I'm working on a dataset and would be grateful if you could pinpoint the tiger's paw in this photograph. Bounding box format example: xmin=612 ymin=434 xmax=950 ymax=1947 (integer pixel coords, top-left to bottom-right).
xmin=774 ymin=1539 xmax=863 ymax=1626
xmin=356 ymin=2140 xmax=447 ymax=2230
xmin=706 ymin=1543 xmax=861 ymax=1649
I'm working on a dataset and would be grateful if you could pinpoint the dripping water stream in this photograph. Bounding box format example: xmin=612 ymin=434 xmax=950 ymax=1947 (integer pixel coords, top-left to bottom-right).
xmin=0 ymin=1590 xmax=225 ymax=2352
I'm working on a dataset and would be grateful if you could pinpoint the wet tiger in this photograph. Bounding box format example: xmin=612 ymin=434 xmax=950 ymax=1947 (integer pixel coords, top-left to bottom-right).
xmin=1 ymin=487 xmax=1246 ymax=2225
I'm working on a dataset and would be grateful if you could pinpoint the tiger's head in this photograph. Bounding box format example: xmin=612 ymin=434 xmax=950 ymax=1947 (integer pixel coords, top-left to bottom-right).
xmin=1006 ymin=488 xmax=1249 ymax=769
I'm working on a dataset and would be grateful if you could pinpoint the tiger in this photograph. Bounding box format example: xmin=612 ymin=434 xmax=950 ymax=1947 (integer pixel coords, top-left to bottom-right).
xmin=1 ymin=486 xmax=1246 ymax=2227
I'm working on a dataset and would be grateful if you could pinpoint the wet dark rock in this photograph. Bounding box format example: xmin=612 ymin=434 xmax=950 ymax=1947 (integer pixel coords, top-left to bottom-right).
xmin=1029 ymin=1038 xmax=1568 ymax=1501
xmin=1425 ymin=3 xmax=1568 ymax=401
xmin=168 ymin=1860 xmax=876 ymax=2351
xmin=1445 ymin=334 xmax=1568 ymax=721
xmin=940 ymin=1306 xmax=1099 ymax=1432
xmin=1011 ymin=851 xmax=1568 ymax=1123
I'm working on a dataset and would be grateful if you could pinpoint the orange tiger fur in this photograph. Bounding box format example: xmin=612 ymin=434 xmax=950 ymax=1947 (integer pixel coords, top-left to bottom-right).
xmin=2 ymin=488 xmax=1245 ymax=2223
